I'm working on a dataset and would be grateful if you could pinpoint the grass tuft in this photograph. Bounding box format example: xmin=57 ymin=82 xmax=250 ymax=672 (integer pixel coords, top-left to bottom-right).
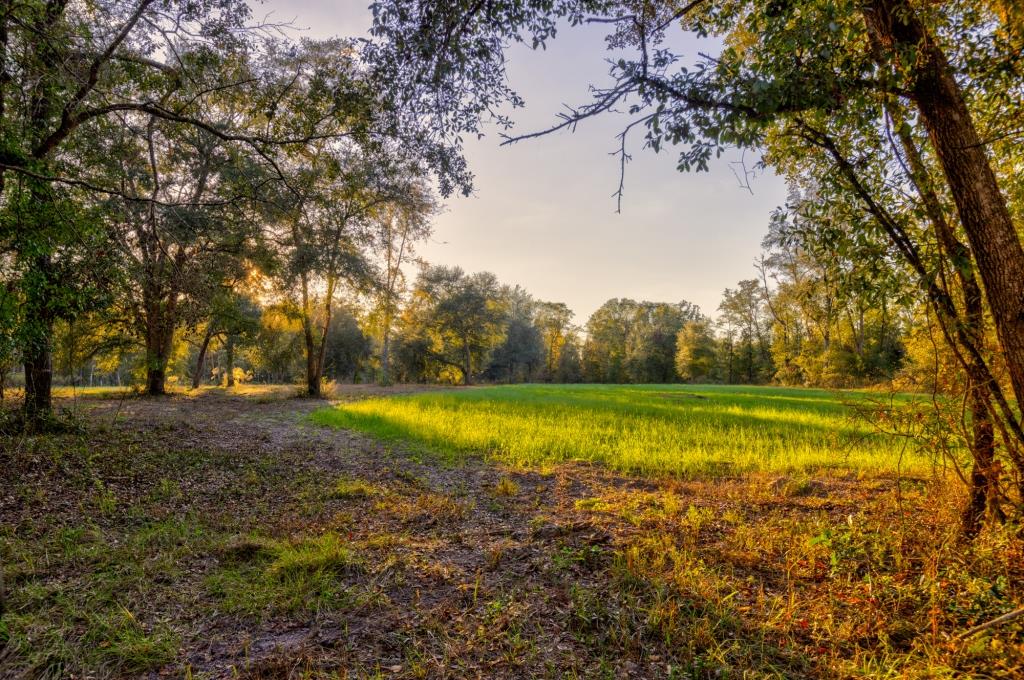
xmin=331 ymin=476 xmax=385 ymax=500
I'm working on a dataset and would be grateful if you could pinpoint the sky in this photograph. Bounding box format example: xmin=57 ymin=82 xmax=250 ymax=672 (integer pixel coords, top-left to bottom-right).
xmin=258 ymin=1 xmax=789 ymax=323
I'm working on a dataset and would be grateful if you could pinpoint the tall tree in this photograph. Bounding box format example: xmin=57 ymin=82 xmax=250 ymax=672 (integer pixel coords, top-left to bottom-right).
xmin=534 ymin=301 xmax=575 ymax=381
xmin=402 ymin=265 xmax=506 ymax=385
xmin=368 ymin=186 xmax=434 ymax=386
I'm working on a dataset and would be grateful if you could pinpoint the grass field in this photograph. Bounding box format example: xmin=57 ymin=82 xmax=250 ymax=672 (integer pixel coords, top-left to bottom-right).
xmin=312 ymin=383 xmax=934 ymax=477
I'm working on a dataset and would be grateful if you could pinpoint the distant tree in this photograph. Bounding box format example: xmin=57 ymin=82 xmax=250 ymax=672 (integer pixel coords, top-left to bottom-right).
xmin=583 ymin=299 xmax=636 ymax=383
xmin=625 ymin=301 xmax=702 ymax=383
xmin=534 ymin=301 xmax=575 ymax=381
xmin=323 ymin=306 xmax=372 ymax=383
xmin=487 ymin=288 xmax=543 ymax=383
xmin=584 ymin=299 xmax=701 ymax=383
xmin=248 ymin=305 xmax=305 ymax=384
xmin=718 ymin=281 xmax=773 ymax=384
xmin=216 ymin=294 xmax=262 ymax=388
xmin=404 ymin=266 xmax=506 ymax=384
xmin=390 ymin=333 xmax=433 ymax=384
xmin=554 ymin=336 xmax=584 ymax=384
xmin=675 ymin=319 xmax=719 ymax=383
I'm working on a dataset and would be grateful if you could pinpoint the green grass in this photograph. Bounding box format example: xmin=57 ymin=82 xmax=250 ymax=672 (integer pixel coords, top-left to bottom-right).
xmin=312 ymin=384 xmax=937 ymax=476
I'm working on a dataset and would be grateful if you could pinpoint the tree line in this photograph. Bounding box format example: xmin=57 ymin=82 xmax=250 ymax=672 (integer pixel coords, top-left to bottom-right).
xmin=33 ymin=218 xmax=923 ymax=392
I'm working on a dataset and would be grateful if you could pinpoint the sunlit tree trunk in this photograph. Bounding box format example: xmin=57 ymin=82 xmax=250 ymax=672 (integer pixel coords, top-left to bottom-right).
xmin=888 ymin=87 xmax=1004 ymax=535
xmin=225 ymin=335 xmax=235 ymax=388
xmin=865 ymin=0 xmax=1024 ymax=409
xmin=191 ymin=326 xmax=215 ymax=389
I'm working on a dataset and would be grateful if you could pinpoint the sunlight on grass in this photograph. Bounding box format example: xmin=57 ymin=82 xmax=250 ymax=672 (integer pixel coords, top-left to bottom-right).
xmin=311 ymin=384 xmax=938 ymax=476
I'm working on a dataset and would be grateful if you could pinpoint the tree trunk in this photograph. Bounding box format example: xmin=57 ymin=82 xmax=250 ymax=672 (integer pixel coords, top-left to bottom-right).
xmin=462 ymin=341 xmax=473 ymax=386
xmin=225 ymin=336 xmax=235 ymax=388
xmin=890 ymin=103 xmax=1002 ymax=536
xmin=865 ymin=0 xmax=1024 ymax=409
xmin=191 ymin=326 xmax=215 ymax=389
xmin=305 ymin=353 xmax=320 ymax=395
xmin=302 ymin=320 xmax=319 ymax=396
xmin=22 ymin=254 xmax=55 ymax=426
xmin=962 ymin=390 xmax=1000 ymax=537
xmin=380 ymin=327 xmax=392 ymax=386
xmin=142 ymin=289 xmax=177 ymax=396
xmin=315 ymin=302 xmax=332 ymax=395
xmin=24 ymin=341 xmax=53 ymax=428
xmin=144 ymin=348 xmax=169 ymax=395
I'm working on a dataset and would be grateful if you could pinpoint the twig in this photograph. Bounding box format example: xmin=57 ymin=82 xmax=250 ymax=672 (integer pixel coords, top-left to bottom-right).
xmin=956 ymin=606 xmax=1024 ymax=640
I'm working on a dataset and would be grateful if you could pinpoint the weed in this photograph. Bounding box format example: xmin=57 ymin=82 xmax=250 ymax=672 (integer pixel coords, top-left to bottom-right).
xmin=493 ymin=475 xmax=520 ymax=497
xmin=91 ymin=479 xmax=117 ymax=516
xmin=332 ymin=476 xmax=385 ymax=500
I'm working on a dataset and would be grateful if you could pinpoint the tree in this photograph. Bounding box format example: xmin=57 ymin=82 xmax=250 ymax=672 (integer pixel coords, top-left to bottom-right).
xmin=322 ymin=306 xmax=372 ymax=383
xmin=582 ymin=299 xmax=636 ymax=383
xmin=214 ymin=293 xmax=262 ymax=388
xmin=109 ymin=103 xmax=265 ymax=395
xmin=625 ymin=301 xmax=702 ymax=383
xmin=403 ymin=266 xmax=506 ymax=385
xmin=718 ymin=281 xmax=773 ymax=385
xmin=368 ymin=187 xmax=434 ymax=386
xmin=554 ymin=335 xmax=584 ymax=383
xmin=486 ymin=287 xmax=543 ymax=383
xmin=0 ymin=1 xmax=240 ymax=422
xmin=534 ymin=301 xmax=575 ymax=381
xmin=675 ymin=319 xmax=718 ymax=383
xmin=270 ymin=146 xmax=407 ymax=396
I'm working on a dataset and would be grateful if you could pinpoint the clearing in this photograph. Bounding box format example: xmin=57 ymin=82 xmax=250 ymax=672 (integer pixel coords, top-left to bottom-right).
xmin=1 ymin=385 xmax=1021 ymax=678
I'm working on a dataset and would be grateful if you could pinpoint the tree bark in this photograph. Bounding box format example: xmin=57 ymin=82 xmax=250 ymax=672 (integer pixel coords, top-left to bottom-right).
xmin=24 ymin=340 xmax=53 ymax=427
xmin=225 ymin=335 xmax=235 ymax=388
xmin=865 ymin=0 xmax=1024 ymax=409
xmin=143 ymin=307 xmax=175 ymax=396
xmin=889 ymin=107 xmax=1001 ymax=535
xmin=22 ymin=254 xmax=55 ymax=425
xmin=191 ymin=326 xmax=215 ymax=389
xmin=462 ymin=340 xmax=473 ymax=386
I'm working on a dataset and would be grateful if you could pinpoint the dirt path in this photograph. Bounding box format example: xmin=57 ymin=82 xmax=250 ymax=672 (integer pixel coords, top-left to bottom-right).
xmin=47 ymin=389 xmax=662 ymax=678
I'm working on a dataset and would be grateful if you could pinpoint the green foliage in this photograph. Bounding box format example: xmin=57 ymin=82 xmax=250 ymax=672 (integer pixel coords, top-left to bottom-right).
xmin=675 ymin=319 xmax=719 ymax=383
xmin=583 ymin=299 xmax=702 ymax=384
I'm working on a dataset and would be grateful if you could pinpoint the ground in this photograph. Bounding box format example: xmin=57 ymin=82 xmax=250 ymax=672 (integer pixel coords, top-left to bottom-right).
xmin=1 ymin=386 xmax=1022 ymax=679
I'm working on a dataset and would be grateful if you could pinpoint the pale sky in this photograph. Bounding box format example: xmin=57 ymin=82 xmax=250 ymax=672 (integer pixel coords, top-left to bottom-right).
xmin=258 ymin=1 xmax=789 ymax=322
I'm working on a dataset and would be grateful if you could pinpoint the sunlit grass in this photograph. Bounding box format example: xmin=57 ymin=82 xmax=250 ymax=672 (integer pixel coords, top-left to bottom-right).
xmin=312 ymin=384 xmax=938 ymax=476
